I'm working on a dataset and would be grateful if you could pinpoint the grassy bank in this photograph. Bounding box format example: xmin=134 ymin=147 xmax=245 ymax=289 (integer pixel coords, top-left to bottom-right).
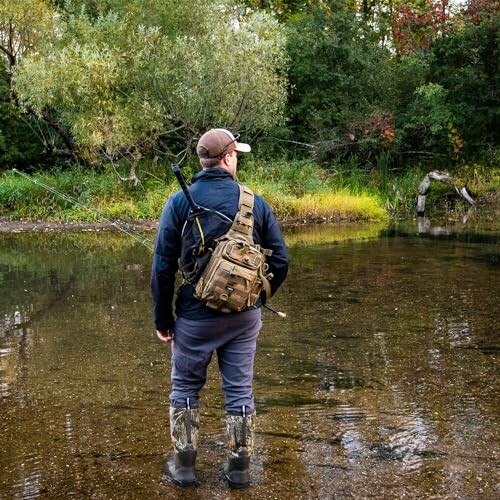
xmin=0 ymin=161 xmax=498 ymax=224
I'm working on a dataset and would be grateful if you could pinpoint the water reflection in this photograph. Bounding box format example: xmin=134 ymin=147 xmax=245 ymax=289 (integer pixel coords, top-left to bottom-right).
xmin=0 ymin=223 xmax=499 ymax=498
xmin=15 ymin=453 xmax=41 ymax=500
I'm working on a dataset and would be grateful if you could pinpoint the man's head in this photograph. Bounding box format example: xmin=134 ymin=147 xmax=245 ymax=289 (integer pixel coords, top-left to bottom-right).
xmin=196 ymin=128 xmax=251 ymax=175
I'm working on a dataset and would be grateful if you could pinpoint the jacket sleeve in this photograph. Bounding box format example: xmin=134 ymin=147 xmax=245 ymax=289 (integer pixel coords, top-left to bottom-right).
xmin=258 ymin=198 xmax=289 ymax=297
xmin=151 ymin=194 xmax=183 ymax=330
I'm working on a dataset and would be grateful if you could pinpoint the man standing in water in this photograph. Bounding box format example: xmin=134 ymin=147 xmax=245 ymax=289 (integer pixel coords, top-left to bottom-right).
xmin=151 ymin=128 xmax=288 ymax=488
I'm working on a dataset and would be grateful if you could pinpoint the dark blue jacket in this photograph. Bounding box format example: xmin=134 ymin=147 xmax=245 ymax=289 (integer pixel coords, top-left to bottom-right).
xmin=151 ymin=167 xmax=289 ymax=330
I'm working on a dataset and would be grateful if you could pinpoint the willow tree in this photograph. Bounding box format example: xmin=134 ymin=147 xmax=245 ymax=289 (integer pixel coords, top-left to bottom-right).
xmin=14 ymin=0 xmax=287 ymax=168
xmin=0 ymin=0 xmax=56 ymax=80
xmin=0 ymin=0 xmax=74 ymax=165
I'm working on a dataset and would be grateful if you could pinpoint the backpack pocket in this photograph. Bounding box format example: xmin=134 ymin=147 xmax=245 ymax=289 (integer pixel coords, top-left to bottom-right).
xmin=194 ymin=238 xmax=264 ymax=313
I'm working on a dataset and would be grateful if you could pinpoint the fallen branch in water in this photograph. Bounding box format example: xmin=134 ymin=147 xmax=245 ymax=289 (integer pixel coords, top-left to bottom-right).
xmin=417 ymin=171 xmax=475 ymax=215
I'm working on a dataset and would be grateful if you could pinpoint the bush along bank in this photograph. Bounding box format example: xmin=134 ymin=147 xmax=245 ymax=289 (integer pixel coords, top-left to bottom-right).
xmin=0 ymin=161 xmax=498 ymax=225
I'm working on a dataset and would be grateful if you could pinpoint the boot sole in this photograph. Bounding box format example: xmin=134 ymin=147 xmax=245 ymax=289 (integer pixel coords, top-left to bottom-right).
xmin=165 ymin=474 xmax=198 ymax=487
xmin=226 ymin=477 xmax=250 ymax=489
xmin=223 ymin=466 xmax=250 ymax=489
xmin=164 ymin=470 xmax=198 ymax=487
xmin=164 ymin=458 xmax=197 ymax=487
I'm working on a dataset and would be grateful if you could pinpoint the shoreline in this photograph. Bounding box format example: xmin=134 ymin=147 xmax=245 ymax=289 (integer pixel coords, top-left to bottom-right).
xmin=0 ymin=215 xmax=378 ymax=233
xmin=1 ymin=190 xmax=497 ymax=234
xmin=0 ymin=218 xmax=158 ymax=234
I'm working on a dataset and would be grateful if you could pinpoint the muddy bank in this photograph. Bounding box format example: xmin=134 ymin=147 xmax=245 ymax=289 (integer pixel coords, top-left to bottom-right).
xmin=0 ymin=215 xmax=374 ymax=233
xmin=0 ymin=218 xmax=158 ymax=234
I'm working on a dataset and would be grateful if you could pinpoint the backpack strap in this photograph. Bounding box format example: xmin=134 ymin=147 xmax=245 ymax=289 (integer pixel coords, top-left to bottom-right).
xmin=228 ymin=184 xmax=255 ymax=241
xmin=229 ymin=184 xmax=273 ymax=301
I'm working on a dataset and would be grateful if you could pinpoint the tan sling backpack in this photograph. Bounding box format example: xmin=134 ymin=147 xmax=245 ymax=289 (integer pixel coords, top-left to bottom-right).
xmin=194 ymin=184 xmax=273 ymax=313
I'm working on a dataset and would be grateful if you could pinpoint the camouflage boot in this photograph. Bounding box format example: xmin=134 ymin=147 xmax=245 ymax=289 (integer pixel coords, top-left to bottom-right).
xmin=164 ymin=403 xmax=199 ymax=487
xmin=223 ymin=407 xmax=255 ymax=489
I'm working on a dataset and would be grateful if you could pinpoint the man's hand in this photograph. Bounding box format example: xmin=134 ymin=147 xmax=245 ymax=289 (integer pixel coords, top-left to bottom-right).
xmin=156 ymin=329 xmax=174 ymax=342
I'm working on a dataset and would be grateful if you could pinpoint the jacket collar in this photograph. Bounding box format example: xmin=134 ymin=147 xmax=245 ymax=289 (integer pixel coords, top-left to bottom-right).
xmin=191 ymin=167 xmax=233 ymax=183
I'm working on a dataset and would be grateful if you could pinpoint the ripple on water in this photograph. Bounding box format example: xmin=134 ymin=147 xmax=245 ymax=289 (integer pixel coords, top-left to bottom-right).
xmin=0 ymin=347 xmax=14 ymax=357
xmin=371 ymin=412 xmax=438 ymax=472
xmin=13 ymin=454 xmax=41 ymax=500
xmin=0 ymin=345 xmax=15 ymax=399
xmin=0 ymin=381 xmax=9 ymax=399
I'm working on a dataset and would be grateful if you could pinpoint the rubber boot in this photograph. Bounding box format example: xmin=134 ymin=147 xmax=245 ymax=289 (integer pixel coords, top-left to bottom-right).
xmin=223 ymin=407 xmax=255 ymax=489
xmin=164 ymin=403 xmax=199 ymax=487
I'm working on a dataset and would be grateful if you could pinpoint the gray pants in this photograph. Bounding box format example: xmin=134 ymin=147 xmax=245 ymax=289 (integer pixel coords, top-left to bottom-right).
xmin=170 ymin=308 xmax=262 ymax=415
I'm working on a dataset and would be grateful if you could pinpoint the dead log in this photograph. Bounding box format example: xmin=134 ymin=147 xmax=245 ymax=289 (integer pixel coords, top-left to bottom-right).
xmin=416 ymin=171 xmax=475 ymax=216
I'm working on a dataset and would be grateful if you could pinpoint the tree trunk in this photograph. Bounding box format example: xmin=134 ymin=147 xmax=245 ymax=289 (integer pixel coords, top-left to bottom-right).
xmin=416 ymin=171 xmax=475 ymax=215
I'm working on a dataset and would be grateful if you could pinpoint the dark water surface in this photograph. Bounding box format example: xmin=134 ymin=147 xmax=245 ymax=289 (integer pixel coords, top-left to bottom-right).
xmin=1 ymin=222 xmax=498 ymax=499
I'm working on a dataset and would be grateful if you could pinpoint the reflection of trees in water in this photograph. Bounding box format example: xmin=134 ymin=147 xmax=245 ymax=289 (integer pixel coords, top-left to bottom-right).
xmin=0 ymin=327 xmax=26 ymax=399
xmin=0 ymin=242 xmax=158 ymax=498
xmin=0 ymin=273 xmax=76 ymax=402
xmin=280 ymin=234 xmax=498 ymax=497
xmin=0 ymin=232 xmax=150 ymax=421
xmin=1 ymin=230 xmax=498 ymax=497
xmin=1 ymin=305 xmax=32 ymax=336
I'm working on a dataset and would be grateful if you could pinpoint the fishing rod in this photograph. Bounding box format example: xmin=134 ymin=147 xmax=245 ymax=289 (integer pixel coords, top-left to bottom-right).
xmin=172 ymin=164 xmax=202 ymax=214
xmin=12 ymin=168 xmax=154 ymax=250
xmin=262 ymin=304 xmax=286 ymax=319
xmin=11 ymin=167 xmax=286 ymax=319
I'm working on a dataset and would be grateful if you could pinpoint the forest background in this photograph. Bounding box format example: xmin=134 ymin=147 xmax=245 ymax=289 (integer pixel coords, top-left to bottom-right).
xmin=0 ymin=0 xmax=498 ymax=223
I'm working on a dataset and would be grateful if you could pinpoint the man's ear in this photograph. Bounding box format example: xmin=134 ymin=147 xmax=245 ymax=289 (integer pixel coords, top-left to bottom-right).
xmin=222 ymin=153 xmax=231 ymax=166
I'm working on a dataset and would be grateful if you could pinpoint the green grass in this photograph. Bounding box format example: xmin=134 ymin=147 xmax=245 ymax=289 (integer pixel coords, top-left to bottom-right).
xmin=238 ymin=160 xmax=387 ymax=221
xmin=0 ymin=166 xmax=178 ymax=221
xmin=1 ymin=160 xmax=498 ymax=223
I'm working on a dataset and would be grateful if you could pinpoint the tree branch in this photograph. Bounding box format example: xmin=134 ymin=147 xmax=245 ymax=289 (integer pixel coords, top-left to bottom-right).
xmin=38 ymin=110 xmax=76 ymax=155
xmin=0 ymin=43 xmax=16 ymax=68
xmin=43 ymin=146 xmax=75 ymax=157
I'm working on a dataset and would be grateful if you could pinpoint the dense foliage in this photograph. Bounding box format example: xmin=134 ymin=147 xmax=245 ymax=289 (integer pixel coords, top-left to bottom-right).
xmin=0 ymin=68 xmax=46 ymax=167
xmin=284 ymin=0 xmax=499 ymax=167
xmin=285 ymin=2 xmax=394 ymax=162
xmin=0 ymin=0 xmax=498 ymax=170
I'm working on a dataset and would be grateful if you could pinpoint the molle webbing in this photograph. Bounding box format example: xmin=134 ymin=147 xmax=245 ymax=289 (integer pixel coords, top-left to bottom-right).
xmin=228 ymin=185 xmax=272 ymax=258
xmin=229 ymin=185 xmax=255 ymax=240
xmin=231 ymin=184 xmax=272 ymax=300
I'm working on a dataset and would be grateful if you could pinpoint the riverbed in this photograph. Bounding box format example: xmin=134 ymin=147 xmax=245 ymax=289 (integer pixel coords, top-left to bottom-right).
xmin=1 ymin=220 xmax=498 ymax=499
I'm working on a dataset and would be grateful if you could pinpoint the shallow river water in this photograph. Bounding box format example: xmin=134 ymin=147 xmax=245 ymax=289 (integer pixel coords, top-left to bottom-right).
xmin=0 ymin=221 xmax=498 ymax=499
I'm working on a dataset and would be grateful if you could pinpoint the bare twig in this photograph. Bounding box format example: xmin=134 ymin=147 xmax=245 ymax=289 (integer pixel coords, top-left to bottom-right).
xmin=264 ymin=137 xmax=314 ymax=149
